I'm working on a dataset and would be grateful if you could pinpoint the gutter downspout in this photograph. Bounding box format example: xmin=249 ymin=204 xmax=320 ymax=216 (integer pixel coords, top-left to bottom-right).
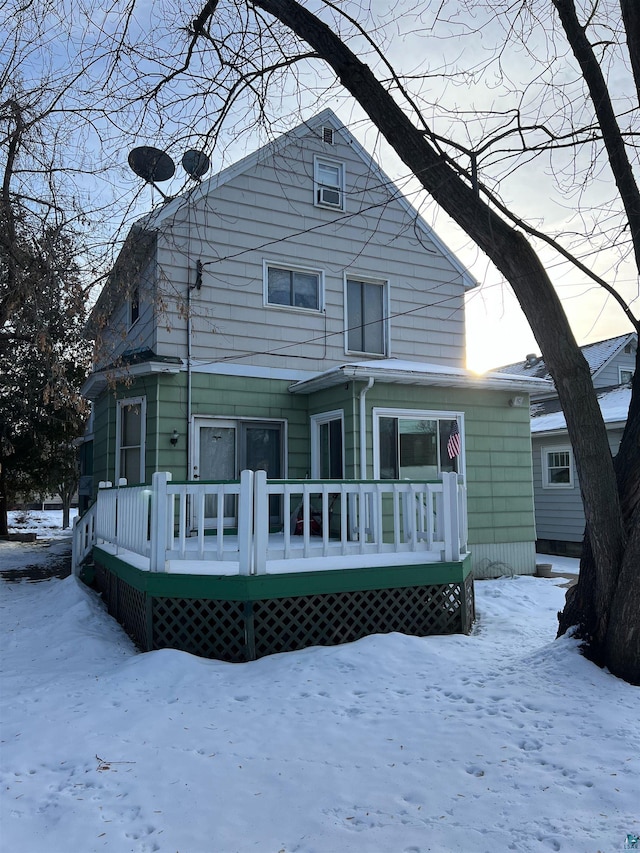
xmin=359 ymin=377 xmax=374 ymax=479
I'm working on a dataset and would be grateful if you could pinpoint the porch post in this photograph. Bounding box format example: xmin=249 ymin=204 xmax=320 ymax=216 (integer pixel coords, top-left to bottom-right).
xmin=238 ymin=469 xmax=254 ymax=575
xmin=150 ymin=471 xmax=171 ymax=572
xmin=441 ymin=471 xmax=460 ymax=562
xmin=253 ymin=469 xmax=268 ymax=575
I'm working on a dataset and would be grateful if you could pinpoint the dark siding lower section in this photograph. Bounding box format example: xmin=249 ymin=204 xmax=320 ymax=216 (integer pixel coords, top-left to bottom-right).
xmin=93 ymin=561 xmax=474 ymax=662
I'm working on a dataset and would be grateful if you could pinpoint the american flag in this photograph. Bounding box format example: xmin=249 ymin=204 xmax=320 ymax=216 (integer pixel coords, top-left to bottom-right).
xmin=447 ymin=420 xmax=461 ymax=459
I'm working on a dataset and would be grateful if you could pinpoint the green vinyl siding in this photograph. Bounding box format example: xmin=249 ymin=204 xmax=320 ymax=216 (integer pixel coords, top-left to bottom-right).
xmin=90 ymin=371 xmax=535 ymax=552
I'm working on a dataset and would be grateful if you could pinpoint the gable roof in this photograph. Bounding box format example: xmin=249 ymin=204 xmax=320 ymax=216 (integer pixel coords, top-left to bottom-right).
xmin=531 ymin=384 xmax=631 ymax=434
xmin=495 ymin=332 xmax=637 ymax=382
xmin=140 ymin=109 xmax=477 ymax=290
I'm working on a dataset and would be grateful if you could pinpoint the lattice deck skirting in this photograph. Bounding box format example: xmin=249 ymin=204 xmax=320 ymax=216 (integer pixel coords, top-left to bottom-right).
xmin=91 ymin=558 xmax=474 ymax=663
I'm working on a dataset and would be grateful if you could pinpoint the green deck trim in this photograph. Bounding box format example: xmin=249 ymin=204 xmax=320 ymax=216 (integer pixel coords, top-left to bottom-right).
xmin=92 ymin=546 xmax=471 ymax=601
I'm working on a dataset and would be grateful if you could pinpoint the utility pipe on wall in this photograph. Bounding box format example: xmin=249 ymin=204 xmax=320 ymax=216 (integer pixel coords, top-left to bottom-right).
xmin=359 ymin=377 xmax=374 ymax=479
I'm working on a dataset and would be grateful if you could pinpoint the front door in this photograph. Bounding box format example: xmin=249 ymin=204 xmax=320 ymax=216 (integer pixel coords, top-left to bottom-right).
xmin=193 ymin=418 xmax=283 ymax=527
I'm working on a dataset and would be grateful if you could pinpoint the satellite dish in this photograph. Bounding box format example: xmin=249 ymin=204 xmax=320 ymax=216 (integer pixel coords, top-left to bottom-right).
xmin=128 ymin=147 xmax=176 ymax=183
xmin=182 ymin=149 xmax=210 ymax=179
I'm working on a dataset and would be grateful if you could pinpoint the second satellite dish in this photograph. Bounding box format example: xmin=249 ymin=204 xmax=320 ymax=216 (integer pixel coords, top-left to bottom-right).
xmin=128 ymin=147 xmax=176 ymax=183
xmin=182 ymin=149 xmax=210 ymax=179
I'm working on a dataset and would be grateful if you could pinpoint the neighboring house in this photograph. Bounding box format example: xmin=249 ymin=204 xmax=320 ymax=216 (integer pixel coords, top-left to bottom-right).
xmin=497 ymin=333 xmax=636 ymax=555
xmin=77 ymin=110 xmax=548 ymax=660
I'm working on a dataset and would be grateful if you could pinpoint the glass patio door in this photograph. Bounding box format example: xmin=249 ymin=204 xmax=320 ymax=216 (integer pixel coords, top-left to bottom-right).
xmin=193 ymin=419 xmax=283 ymax=528
xmin=193 ymin=419 xmax=237 ymax=526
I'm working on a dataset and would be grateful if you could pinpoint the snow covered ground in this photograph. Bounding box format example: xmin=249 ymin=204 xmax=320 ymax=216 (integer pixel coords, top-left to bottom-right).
xmin=1 ymin=512 xmax=639 ymax=853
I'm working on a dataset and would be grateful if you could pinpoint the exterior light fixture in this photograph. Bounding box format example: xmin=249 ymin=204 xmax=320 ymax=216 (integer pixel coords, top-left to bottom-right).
xmin=170 ymin=429 xmax=180 ymax=446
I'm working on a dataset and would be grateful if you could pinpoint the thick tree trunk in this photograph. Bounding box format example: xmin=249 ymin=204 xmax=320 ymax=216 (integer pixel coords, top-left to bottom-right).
xmin=241 ymin=0 xmax=637 ymax=679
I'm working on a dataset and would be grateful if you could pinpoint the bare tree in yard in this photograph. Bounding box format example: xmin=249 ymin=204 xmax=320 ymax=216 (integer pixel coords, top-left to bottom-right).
xmin=109 ymin=0 xmax=639 ymax=681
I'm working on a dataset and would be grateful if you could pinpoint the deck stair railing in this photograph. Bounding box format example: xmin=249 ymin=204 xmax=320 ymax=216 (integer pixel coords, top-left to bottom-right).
xmin=81 ymin=470 xmax=467 ymax=574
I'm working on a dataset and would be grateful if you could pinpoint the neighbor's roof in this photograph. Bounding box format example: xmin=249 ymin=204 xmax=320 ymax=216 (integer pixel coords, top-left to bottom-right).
xmin=496 ymin=333 xmax=637 ymax=382
xmin=530 ymin=384 xmax=631 ymax=434
xmin=288 ymin=358 xmax=552 ymax=395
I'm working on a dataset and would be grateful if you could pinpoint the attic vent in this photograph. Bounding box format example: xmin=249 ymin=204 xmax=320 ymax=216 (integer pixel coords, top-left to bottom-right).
xmin=525 ymin=353 xmax=539 ymax=366
xmin=322 ymin=127 xmax=335 ymax=145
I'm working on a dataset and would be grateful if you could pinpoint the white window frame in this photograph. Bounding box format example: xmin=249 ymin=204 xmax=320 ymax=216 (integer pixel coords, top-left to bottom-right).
xmin=310 ymin=410 xmax=345 ymax=479
xmin=129 ymin=287 xmax=140 ymax=329
xmin=115 ymin=396 xmax=146 ymax=484
xmin=263 ymin=261 xmax=324 ymax=313
xmin=314 ymin=156 xmax=345 ymax=211
xmin=345 ymin=275 xmax=390 ymax=356
xmin=372 ymin=408 xmax=465 ymax=481
xmin=541 ymin=445 xmax=574 ymax=489
xmin=619 ymin=367 xmax=634 ymax=384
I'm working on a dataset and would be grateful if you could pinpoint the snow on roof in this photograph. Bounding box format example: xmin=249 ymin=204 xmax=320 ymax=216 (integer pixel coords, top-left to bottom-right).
xmin=289 ymin=358 xmax=552 ymax=394
xmin=496 ymin=333 xmax=636 ymax=382
xmin=531 ymin=384 xmax=631 ymax=433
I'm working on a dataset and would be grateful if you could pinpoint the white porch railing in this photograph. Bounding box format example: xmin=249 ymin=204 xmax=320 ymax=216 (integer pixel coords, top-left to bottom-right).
xmin=79 ymin=471 xmax=468 ymax=575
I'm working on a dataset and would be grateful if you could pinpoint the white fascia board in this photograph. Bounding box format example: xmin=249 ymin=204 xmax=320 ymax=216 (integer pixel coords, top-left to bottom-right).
xmin=288 ymin=361 xmax=552 ymax=394
xmin=81 ymin=360 xmax=182 ymax=400
xmin=590 ymin=332 xmax=636 ymax=383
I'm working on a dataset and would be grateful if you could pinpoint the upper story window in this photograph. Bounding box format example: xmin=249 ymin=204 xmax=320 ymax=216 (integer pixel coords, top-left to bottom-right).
xmin=264 ymin=263 xmax=323 ymax=311
xmin=129 ymin=287 xmax=140 ymax=328
xmin=619 ymin=367 xmax=634 ymax=384
xmin=346 ymin=276 xmax=388 ymax=355
xmin=314 ymin=156 xmax=345 ymax=210
xmin=542 ymin=446 xmax=573 ymax=489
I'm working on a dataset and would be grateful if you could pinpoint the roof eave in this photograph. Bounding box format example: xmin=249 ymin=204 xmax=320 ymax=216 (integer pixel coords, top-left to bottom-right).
xmin=82 ymin=359 xmax=182 ymax=400
xmin=288 ymin=364 xmax=552 ymax=395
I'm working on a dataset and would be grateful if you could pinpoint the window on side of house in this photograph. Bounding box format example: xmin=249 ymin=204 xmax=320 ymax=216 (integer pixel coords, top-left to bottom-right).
xmin=542 ymin=446 xmax=573 ymax=488
xmin=346 ymin=277 xmax=387 ymax=355
xmin=311 ymin=411 xmax=344 ymax=479
xmin=314 ymin=157 xmax=345 ymax=210
xmin=116 ymin=397 xmax=146 ymax=484
xmin=374 ymin=410 xmax=462 ymax=480
xmin=619 ymin=367 xmax=634 ymax=384
xmin=129 ymin=287 xmax=140 ymax=327
xmin=265 ymin=263 xmax=322 ymax=311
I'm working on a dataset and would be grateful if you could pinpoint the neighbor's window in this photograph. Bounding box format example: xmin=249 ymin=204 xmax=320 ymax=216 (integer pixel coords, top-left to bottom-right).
xmin=542 ymin=446 xmax=573 ymax=488
xmin=619 ymin=367 xmax=634 ymax=384
xmin=314 ymin=157 xmax=345 ymax=210
xmin=346 ymin=277 xmax=387 ymax=355
xmin=116 ymin=397 xmax=146 ymax=484
xmin=375 ymin=411 xmax=461 ymax=480
xmin=265 ymin=264 xmax=322 ymax=311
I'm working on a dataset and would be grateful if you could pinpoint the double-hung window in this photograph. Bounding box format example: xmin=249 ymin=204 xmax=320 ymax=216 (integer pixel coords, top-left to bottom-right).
xmin=542 ymin=446 xmax=573 ymax=488
xmin=314 ymin=157 xmax=345 ymax=210
xmin=374 ymin=410 xmax=462 ymax=480
xmin=311 ymin=411 xmax=344 ymax=479
xmin=116 ymin=397 xmax=146 ymax=484
xmin=265 ymin=263 xmax=322 ymax=311
xmin=346 ymin=277 xmax=387 ymax=355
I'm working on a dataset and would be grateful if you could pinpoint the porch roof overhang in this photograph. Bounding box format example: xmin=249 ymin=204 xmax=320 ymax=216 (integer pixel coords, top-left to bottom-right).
xmin=82 ymin=352 xmax=182 ymax=400
xmin=288 ymin=359 xmax=552 ymax=395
